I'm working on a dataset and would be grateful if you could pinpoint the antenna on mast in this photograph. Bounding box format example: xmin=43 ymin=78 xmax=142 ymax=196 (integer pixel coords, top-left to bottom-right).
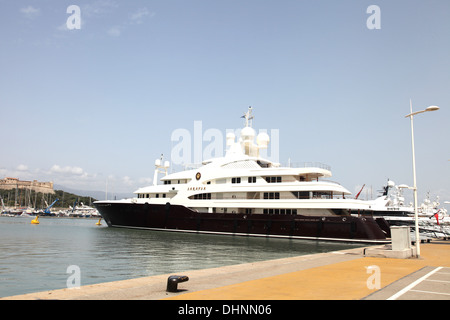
xmin=241 ymin=106 xmax=254 ymax=127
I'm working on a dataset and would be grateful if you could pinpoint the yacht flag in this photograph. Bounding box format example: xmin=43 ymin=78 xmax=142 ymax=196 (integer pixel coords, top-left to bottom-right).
xmin=431 ymin=210 xmax=440 ymax=225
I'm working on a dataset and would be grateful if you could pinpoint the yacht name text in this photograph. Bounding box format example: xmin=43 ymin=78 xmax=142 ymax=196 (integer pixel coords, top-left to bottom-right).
xmin=187 ymin=186 xmax=207 ymax=191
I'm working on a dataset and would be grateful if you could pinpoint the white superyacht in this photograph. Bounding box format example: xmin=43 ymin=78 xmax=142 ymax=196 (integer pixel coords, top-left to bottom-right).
xmin=95 ymin=107 xmax=390 ymax=243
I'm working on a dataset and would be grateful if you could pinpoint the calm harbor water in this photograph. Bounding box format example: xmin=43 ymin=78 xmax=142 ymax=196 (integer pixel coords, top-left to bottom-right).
xmin=0 ymin=216 xmax=363 ymax=297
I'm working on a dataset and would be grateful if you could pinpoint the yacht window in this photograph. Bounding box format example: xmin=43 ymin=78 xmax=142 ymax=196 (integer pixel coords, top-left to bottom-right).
xmin=232 ymin=177 xmax=241 ymax=184
xmin=313 ymin=191 xmax=332 ymax=199
xmin=291 ymin=191 xmax=310 ymax=199
xmin=263 ymin=192 xmax=280 ymax=199
xmin=265 ymin=176 xmax=282 ymax=183
xmin=248 ymin=177 xmax=256 ymax=183
xmin=190 ymin=193 xmax=212 ymax=200
xmin=263 ymin=208 xmax=297 ymax=215
xmin=257 ymin=160 xmax=270 ymax=168
xmin=156 ymin=194 xmax=159 ymax=198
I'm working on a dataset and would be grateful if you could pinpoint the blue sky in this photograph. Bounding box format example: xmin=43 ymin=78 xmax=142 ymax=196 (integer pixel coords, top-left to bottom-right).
xmin=0 ymin=0 xmax=449 ymax=205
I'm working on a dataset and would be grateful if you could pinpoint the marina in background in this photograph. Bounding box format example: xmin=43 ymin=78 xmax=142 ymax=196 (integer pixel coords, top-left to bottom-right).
xmin=0 ymin=186 xmax=100 ymax=218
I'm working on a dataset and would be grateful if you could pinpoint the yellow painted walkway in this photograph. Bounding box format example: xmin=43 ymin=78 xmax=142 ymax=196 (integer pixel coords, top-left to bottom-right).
xmin=166 ymin=243 xmax=450 ymax=300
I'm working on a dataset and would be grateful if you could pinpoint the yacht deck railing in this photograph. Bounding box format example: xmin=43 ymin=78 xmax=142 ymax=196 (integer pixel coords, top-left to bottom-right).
xmin=182 ymin=161 xmax=331 ymax=171
xmin=280 ymin=162 xmax=331 ymax=171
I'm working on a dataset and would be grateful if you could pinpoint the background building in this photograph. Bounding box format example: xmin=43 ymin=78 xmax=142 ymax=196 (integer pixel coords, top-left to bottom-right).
xmin=0 ymin=177 xmax=55 ymax=195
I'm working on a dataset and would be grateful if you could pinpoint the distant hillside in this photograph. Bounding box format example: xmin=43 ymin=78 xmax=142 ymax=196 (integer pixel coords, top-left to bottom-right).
xmin=53 ymin=190 xmax=97 ymax=208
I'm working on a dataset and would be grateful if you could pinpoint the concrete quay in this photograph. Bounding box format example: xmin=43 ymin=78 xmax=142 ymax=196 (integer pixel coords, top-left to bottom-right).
xmin=2 ymin=241 xmax=449 ymax=300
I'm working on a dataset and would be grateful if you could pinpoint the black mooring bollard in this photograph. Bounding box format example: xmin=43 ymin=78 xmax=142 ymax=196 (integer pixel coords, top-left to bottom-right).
xmin=166 ymin=275 xmax=189 ymax=292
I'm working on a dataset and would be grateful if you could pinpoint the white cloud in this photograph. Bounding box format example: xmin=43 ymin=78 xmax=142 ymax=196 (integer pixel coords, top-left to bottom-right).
xmin=83 ymin=0 xmax=118 ymax=17
xmin=0 ymin=165 xmax=36 ymax=181
xmin=107 ymin=26 xmax=122 ymax=37
xmin=50 ymin=165 xmax=86 ymax=176
xmin=16 ymin=164 xmax=29 ymax=171
xmin=46 ymin=165 xmax=106 ymax=191
xmin=122 ymin=176 xmax=133 ymax=185
xmin=0 ymin=164 xmax=144 ymax=194
xmin=106 ymin=7 xmax=154 ymax=37
xmin=138 ymin=177 xmax=153 ymax=185
xmin=20 ymin=6 xmax=40 ymax=18
xmin=56 ymin=23 xmax=68 ymax=32
xmin=130 ymin=8 xmax=154 ymax=24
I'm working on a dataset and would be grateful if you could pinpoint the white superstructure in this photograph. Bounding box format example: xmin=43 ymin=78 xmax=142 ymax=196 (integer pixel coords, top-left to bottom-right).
xmin=129 ymin=107 xmax=381 ymax=216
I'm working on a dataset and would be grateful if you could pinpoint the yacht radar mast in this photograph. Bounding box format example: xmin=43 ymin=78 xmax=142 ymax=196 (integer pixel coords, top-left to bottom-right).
xmin=153 ymin=154 xmax=170 ymax=186
xmin=236 ymin=106 xmax=270 ymax=158
xmin=241 ymin=106 xmax=254 ymax=128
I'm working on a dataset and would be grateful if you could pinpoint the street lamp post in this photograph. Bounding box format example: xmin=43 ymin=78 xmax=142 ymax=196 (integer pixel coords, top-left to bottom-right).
xmin=405 ymin=100 xmax=439 ymax=258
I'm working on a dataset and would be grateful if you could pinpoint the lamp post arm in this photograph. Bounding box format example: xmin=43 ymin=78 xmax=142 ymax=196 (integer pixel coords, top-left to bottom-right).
xmin=405 ymin=110 xmax=426 ymax=118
